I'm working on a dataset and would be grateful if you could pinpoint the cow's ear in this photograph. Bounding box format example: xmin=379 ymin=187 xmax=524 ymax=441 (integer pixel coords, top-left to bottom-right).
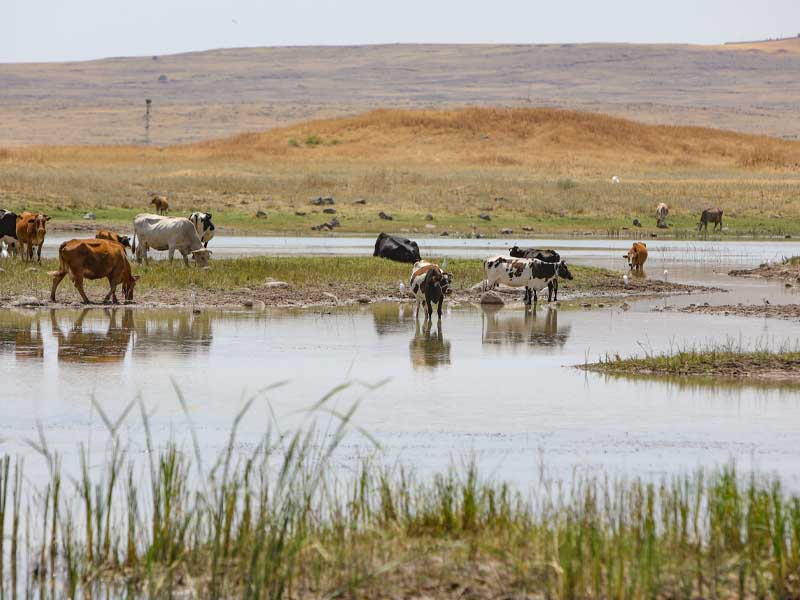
xmin=206 ymin=213 xmax=212 ymax=220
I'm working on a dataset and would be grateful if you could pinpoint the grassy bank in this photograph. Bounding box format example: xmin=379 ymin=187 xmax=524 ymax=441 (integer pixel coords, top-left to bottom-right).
xmin=581 ymin=343 xmax=800 ymax=382
xmin=1 ymin=256 xmax=651 ymax=307
xmin=2 ymin=108 xmax=800 ymax=237
xmin=2 ymin=399 xmax=799 ymax=598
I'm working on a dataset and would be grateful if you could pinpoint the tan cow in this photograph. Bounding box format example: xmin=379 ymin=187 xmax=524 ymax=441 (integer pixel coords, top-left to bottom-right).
xmin=655 ymin=203 xmax=669 ymax=228
xmin=50 ymin=238 xmax=139 ymax=304
xmin=623 ymin=242 xmax=648 ymax=271
xmin=149 ymin=195 xmax=169 ymax=215
xmin=16 ymin=211 xmax=50 ymax=262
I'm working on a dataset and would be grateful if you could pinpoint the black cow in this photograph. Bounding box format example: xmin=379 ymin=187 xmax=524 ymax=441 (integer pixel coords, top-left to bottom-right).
xmin=421 ymin=267 xmax=447 ymax=320
xmin=0 ymin=210 xmax=18 ymax=255
xmin=509 ymin=246 xmax=563 ymax=301
xmin=373 ymin=233 xmax=421 ymax=263
xmin=698 ymin=208 xmax=723 ymax=232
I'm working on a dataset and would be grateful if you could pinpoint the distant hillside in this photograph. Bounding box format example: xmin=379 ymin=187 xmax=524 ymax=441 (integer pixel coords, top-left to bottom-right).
xmin=2 ymin=42 xmax=800 ymax=146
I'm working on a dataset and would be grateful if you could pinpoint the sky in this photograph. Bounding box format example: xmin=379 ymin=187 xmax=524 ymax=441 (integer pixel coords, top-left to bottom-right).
xmin=2 ymin=0 xmax=799 ymax=63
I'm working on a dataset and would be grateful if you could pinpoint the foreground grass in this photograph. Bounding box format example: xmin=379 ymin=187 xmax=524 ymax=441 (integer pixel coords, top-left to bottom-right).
xmin=582 ymin=342 xmax=800 ymax=381
xmin=2 ymin=395 xmax=799 ymax=599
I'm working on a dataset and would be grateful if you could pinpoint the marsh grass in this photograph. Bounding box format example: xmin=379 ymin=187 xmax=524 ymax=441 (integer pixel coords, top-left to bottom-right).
xmin=0 ymin=388 xmax=799 ymax=599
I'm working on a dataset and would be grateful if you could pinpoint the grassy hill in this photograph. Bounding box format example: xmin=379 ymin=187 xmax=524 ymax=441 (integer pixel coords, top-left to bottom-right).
xmin=2 ymin=41 xmax=800 ymax=146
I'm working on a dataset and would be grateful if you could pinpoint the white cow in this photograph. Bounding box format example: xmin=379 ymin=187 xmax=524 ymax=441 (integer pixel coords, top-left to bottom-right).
xmin=132 ymin=214 xmax=212 ymax=267
xmin=656 ymin=203 xmax=669 ymax=227
xmin=484 ymin=255 xmax=573 ymax=305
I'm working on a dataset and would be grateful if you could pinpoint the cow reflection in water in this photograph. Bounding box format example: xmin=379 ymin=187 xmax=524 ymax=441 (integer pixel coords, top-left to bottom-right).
xmin=0 ymin=310 xmax=44 ymax=360
xmin=50 ymin=308 xmax=134 ymax=363
xmin=409 ymin=320 xmax=451 ymax=371
xmin=481 ymin=305 xmax=570 ymax=347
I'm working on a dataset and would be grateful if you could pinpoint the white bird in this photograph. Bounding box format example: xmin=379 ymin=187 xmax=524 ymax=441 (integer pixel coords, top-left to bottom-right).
xmin=611 ymin=175 xmax=620 ymax=184
xmin=399 ymin=281 xmax=406 ymax=296
xmin=0 ymin=244 xmax=7 ymax=259
xmin=663 ymin=269 xmax=669 ymax=281
xmin=441 ymin=257 xmax=448 ymax=270
xmin=623 ymin=274 xmax=629 ymax=288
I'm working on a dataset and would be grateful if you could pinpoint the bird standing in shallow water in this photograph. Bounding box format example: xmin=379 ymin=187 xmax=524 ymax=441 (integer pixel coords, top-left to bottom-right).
xmin=623 ymin=274 xmax=629 ymax=288
xmin=399 ymin=281 xmax=406 ymax=296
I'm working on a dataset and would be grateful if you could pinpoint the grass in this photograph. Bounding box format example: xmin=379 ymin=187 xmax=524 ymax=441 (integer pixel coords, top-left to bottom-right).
xmin=581 ymin=341 xmax=800 ymax=381
xmin=0 ymin=256 xmax=615 ymax=304
xmin=1 ymin=391 xmax=799 ymax=598
xmin=2 ymin=108 xmax=800 ymax=237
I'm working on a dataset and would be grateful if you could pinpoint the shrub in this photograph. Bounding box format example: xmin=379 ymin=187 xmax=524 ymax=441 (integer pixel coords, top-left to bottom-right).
xmin=557 ymin=177 xmax=577 ymax=191
xmin=305 ymin=135 xmax=323 ymax=146
xmin=287 ymin=138 xmax=300 ymax=147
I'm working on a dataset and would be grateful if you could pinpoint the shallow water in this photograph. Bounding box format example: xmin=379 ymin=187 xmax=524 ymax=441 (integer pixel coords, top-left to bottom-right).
xmin=3 ymin=251 xmax=800 ymax=488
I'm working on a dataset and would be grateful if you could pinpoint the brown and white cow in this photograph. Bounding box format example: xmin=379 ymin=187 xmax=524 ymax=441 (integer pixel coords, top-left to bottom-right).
xmin=50 ymin=238 xmax=139 ymax=304
xmin=16 ymin=211 xmax=50 ymax=262
xmin=484 ymin=255 xmax=573 ymax=306
xmin=623 ymin=242 xmax=648 ymax=271
xmin=409 ymin=260 xmax=453 ymax=320
xmin=149 ymin=195 xmax=169 ymax=215
xmin=698 ymin=207 xmax=723 ymax=232
xmin=656 ymin=203 xmax=669 ymax=228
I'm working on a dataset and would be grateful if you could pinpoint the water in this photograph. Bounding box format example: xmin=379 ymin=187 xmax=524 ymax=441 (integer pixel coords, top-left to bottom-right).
xmin=3 ymin=247 xmax=800 ymax=488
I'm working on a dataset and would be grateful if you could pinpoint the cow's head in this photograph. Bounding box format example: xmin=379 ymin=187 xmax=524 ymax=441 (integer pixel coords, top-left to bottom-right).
xmin=191 ymin=248 xmax=212 ymax=267
xmin=509 ymin=245 xmax=524 ymax=258
xmin=123 ymin=274 xmax=141 ymax=302
xmin=557 ymin=260 xmax=573 ymax=280
xmin=623 ymin=249 xmax=635 ymax=268
xmin=117 ymin=235 xmax=131 ymax=248
xmin=440 ymin=271 xmax=454 ymax=295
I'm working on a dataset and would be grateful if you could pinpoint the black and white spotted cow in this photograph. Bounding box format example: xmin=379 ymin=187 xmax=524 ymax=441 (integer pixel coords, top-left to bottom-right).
xmin=409 ymin=261 xmax=453 ymax=320
xmin=509 ymin=246 xmax=562 ymax=301
xmin=0 ymin=210 xmax=18 ymax=257
xmin=189 ymin=212 xmax=215 ymax=248
xmin=484 ymin=255 xmax=573 ymax=306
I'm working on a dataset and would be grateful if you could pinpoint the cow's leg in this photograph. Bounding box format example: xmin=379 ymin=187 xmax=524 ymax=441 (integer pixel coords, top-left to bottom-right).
xmin=425 ymin=298 xmax=433 ymax=321
xmin=547 ymin=282 xmax=554 ymax=303
xmin=533 ymin=289 xmax=538 ymax=305
xmin=437 ymin=299 xmax=443 ymax=320
xmin=204 ymin=241 xmax=209 ymax=249
xmin=104 ymin=277 xmax=119 ymax=304
xmin=168 ymin=246 xmax=176 ymax=262
xmin=415 ymin=298 xmax=421 ymax=319
xmin=553 ymin=279 xmax=559 ymax=302
xmin=50 ymin=269 xmax=68 ymax=302
xmin=72 ymin=275 xmax=92 ymax=304
xmin=36 ymin=243 xmax=43 ymax=263
xmin=180 ymin=249 xmax=190 ymax=267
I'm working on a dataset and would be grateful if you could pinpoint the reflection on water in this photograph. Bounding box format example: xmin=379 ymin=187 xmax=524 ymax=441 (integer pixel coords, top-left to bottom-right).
xmin=481 ymin=306 xmax=570 ymax=348
xmin=372 ymin=302 xmax=415 ymax=336
xmin=51 ymin=309 xmax=133 ymax=363
xmin=0 ymin=310 xmax=44 ymax=360
xmin=131 ymin=310 xmax=213 ymax=357
xmin=409 ymin=320 xmax=451 ymax=371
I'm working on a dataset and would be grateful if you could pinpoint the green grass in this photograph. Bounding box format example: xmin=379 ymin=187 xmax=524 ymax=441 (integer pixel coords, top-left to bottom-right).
xmin=2 ymin=392 xmax=800 ymax=598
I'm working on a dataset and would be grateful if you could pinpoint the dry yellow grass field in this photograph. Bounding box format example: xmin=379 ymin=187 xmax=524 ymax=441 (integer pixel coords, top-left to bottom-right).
xmin=1 ymin=108 xmax=799 ymax=236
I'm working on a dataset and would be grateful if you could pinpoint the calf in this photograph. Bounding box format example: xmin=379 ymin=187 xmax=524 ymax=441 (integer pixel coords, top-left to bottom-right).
xmin=149 ymin=195 xmax=169 ymax=215
xmin=96 ymin=229 xmax=131 ymax=252
xmin=16 ymin=211 xmax=50 ymax=262
xmin=189 ymin=212 xmax=215 ymax=248
xmin=409 ymin=261 xmax=452 ymax=320
xmin=509 ymin=246 xmax=562 ymax=301
xmin=484 ymin=255 xmax=573 ymax=306
xmin=698 ymin=207 xmax=723 ymax=232
xmin=0 ymin=210 xmax=18 ymax=256
xmin=50 ymin=238 xmax=139 ymax=304
xmin=624 ymin=242 xmax=648 ymax=271
xmin=656 ymin=203 xmax=669 ymax=228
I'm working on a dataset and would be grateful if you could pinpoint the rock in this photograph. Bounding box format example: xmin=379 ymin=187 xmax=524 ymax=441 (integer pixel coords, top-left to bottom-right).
xmin=311 ymin=196 xmax=335 ymax=206
xmin=500 ymin=228 xmax=513 ymax=235
xmin=242 ymin=299 xmax=254 ymax=308
xmin=786 ymin=234 xmax=792 ymax=239
xmin=440 ymin=231 xmax=449 ymax=237
xmin=785 ymin=282 xmax=793 ymax=288
xmin=192 ymin=308 xmax=202 ymax=314
xmin=11 ymin=296 xmax=44 ymax=307
xmin=475 ymin=233 xmax=483 ymax=239
xmin=522 ymin=226 xmax=533 ymax=232
xmin=633 ymin=219 xmax=642 ymax=227
xmin=425 ymin=213 xmax=434 ymax=221
xmin=479 ymin=213 xmax=492 ymax=221
xmin=480 ymin=291 xmax=504 ymax=305
xmin=83 ymin=212 xmax=96 ymax=220
xmin=323 ymin=207 xmax=337 ymax=214
xmin=294 ymin=211 xmax=307 ymax=216
xmin=378 ymin=211 xmax=393 ymax=220
xmin=353 ymin=198 xmax=367 ymax=205
xmin=263 ymin=280 xmax=289 ymax=288
xmin=26 ymin=267 xmax=39 ymax=273
xmin=256 ymin=210 xmax=268 ymax=218
xmin=621 ymin=302 xmax=631 ymax=311
xmin=650 ymin=232 xmax=657 ymax=238
xmin=357 ymin=296 xmax=370 ymax=304
xmin=581 ymin=303 xmax=591 ymax=308
xmin=425 ymin=224 xmax=435 ymax=229
xmin=328 ymin=217 xmax=340 ymax=228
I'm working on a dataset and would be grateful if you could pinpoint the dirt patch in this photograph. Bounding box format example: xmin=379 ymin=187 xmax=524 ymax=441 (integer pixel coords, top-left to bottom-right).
xmin=729 ymin=260 xmax=800 ymax=282
xmin=678 ymin=303 xmax=800 ymax=321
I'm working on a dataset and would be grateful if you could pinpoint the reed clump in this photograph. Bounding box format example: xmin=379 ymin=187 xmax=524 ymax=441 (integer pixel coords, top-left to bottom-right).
xmin=1 ymin=391 xmax=799 ymax=598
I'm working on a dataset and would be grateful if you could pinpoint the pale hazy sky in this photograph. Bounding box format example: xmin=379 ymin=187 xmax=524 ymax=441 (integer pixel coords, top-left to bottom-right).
xmin=3 ymin=0 xmax=799 ymax=63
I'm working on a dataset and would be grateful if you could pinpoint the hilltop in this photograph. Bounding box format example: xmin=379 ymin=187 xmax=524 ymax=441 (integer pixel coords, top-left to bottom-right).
xmin=1 ymin=42 xmax=800 ymax=146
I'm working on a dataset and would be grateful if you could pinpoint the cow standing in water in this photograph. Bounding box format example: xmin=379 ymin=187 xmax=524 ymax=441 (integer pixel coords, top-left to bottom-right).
xmin=509 ymin=246 xmax=562 ymax=301
xmin=409 ymin=261 xmax=452 ymax=320
xmin=484 ymin=255 xmax=573 ymax=306
xmin=624 ymin=242 xmax=648 ymax=271
xmin=698 ymin=208 xmax=723 ymax=232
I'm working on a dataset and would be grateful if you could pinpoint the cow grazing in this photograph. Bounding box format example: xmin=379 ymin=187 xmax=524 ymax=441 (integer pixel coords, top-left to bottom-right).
xmin=132 ymin=214 xmax=212 ymax=267
xmin=656 ymin=203 xmax=669 ymax=228
xmin=624 ymin=242 xmax=648 ymax=271
xmin=96 ymin=229 xmax=131 ymax=251
xmin=698 ymin=208 xmax=723 ymax=232
xmin=484 ymin=255 xmax=573 ymax=306
xmin=509 ymin=246 xmax=562 ymax=301
xmin=409 ymin=261 xmax=453 ymax=320
xmin=189 ymin=212 xmax=215 ymax=248
xmin=50 ymin=238 xmax=139 ymax=304
xmin=0 ymin=210 xmax=18 ymax=257
xmin=149 ymin=195 xmax=169 ymax=215
xmin=16 ymin=211 xmax=50 ymax=262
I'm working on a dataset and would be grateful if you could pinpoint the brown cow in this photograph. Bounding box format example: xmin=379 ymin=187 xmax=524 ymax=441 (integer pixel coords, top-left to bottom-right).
xmin=16 ymin=211 xmax=50 ymax=262
xmin=623 ymin=242 xmax=648 ymax=271
xmin=50 ymin=238 xmax=139 ymax=304
xmin=150 ymin=195 xmax=169 ymax=215
xmin=96 ymin=229 xmax=131 ymax=251
xmin=698 ymin=207 xmax=723 ymax=232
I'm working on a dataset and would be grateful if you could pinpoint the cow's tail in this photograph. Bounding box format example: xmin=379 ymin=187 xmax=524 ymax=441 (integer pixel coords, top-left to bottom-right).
xmin=131 ymin=231 xmax=137 ymax=254
xmin=49 ymin=241 xmax=69 ymax=278
xmin=482 ymin=259 xmax=491 ymax=291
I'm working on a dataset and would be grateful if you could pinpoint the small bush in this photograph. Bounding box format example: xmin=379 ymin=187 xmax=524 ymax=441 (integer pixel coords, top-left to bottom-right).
xmin=305 ymin=135 xmax=323 ymax=146
xmin=288 ymin=138 xmax=300 ymax=147
xmin=557 ymin=177 xmax=577 ymax=191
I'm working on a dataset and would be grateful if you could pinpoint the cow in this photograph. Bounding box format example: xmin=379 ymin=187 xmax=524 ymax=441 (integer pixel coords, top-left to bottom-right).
xmin=624 ymin=242 xmax=648 ymax=271
xmin=189 ymin=212 xmax=215 ymax=248
xmin=509 ymin=246 xmax=562 ymax=301
xmin=698 ymin=208 xmax=723 ymax=232
xmin=409 ymin=261 xmax=453 ymax=320
xmin=50 ymin=238 xmax=139 ymax=304
xmin=96 ymin=229 xmax=131 ymax=252
xmin=373 ymin=232 xmax=421 ymax=263
xmin=16 ymin=211 xmax=50 ymax=262
xmin=149 ymin=195 xmax=169 ymax=215
xmin=656 ymin=203 xmax=669 ymax=228
xmin=484 ymin=255 xmax=573 ymax=306
xmin=131 ymin=214 xmax=212 ymax=267
xmin=0 ymin=210 xmax=18 ymax=257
